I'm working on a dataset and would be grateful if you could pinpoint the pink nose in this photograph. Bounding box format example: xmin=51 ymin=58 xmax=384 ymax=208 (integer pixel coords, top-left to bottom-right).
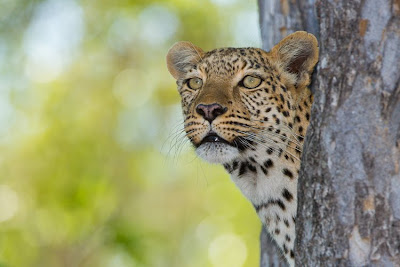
xmin=196 ymin=103 xmax=227 ymax=123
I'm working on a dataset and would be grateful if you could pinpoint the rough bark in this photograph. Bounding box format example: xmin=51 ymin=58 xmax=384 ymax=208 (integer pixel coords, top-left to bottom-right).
xmin=259 ymin=0 xmax=400 ymax=266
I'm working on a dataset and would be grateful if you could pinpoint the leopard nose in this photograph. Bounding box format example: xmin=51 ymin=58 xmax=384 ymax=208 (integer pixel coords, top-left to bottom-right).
xmin=196 ymin=103 xmax=227 ymax=123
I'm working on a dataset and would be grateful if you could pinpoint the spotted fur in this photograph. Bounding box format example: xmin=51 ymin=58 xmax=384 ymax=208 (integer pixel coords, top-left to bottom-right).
xmin=167 ymin=32 xmax=318 ymax=266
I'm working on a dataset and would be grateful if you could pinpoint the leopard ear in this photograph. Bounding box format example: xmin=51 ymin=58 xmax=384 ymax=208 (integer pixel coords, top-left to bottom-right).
xmin=271 ymin=31 xmax=319 ymax=86
xmin=166 ymin=41 xmax=204 ymax=79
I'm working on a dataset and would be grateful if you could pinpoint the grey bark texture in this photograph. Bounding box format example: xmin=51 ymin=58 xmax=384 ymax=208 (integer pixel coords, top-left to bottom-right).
xmin=258 ymin=0 xmax=400 ymax=266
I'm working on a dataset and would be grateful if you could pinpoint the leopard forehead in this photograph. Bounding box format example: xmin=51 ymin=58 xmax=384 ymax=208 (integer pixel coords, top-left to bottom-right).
xmin=192 ymin=47 xmax=272 ymax=77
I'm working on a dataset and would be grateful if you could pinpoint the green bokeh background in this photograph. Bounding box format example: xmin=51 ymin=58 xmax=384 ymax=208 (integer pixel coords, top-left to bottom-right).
xmin=0 ymin=0 xmax=262 ymax=266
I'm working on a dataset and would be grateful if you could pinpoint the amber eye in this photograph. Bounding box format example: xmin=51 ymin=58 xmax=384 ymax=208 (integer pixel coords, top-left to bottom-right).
xmin=242 ymin=75 xmax=262 ymax=89
xmin=187 ymin=77 xmax=203 ymax=89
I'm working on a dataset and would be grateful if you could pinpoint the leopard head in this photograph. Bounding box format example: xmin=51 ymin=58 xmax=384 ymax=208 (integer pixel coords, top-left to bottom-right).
xmin=166 ymin=32 xmax=318 ymax=164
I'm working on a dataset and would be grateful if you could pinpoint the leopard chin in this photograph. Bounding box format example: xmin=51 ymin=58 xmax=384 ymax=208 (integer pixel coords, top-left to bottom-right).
xmin=195 ymin=142 xmax=240 ymax=164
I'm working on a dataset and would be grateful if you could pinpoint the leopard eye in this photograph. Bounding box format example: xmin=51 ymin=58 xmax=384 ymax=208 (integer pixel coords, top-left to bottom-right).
xmin=242 ymin=75 xmax=262 ymax=89
xmin=187 ymin=77 xmax=203 ymax=89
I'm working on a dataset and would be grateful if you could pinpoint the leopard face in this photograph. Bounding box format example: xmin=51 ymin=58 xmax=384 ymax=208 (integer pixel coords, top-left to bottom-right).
xmin=167 ymin=32 xmax=318 ymax=165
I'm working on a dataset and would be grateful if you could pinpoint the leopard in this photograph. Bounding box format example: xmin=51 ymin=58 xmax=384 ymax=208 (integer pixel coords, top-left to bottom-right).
xmin=166 ymin=31 xmax=318 ymax=266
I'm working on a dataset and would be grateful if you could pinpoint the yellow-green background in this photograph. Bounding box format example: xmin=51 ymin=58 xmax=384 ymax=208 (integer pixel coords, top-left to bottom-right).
xmin=0 ymin=0 xmax=262 ymax=266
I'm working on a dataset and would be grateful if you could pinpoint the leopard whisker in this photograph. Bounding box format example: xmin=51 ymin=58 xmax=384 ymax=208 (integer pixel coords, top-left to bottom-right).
xmin=164 ymin=125 xmax=187 ymax=158
xmin=247 ymin=117 xmax=306 ymax=139
xmin=170 ymin=131 xmax=190 ymax=161
xmin=246 ymin=136 xmax=301 ymax=162
xmin=233 ymin=137 xmax=254 ymax=151
xmin=236 ymin=130 xmax=301 ymax=161
xmin=242 ymin=124 xmax=302 ymax=147
xmin=240 ymin=134 xmax=298 ymax=161
xmin=249 ymin=133 xmax=302 ymax=157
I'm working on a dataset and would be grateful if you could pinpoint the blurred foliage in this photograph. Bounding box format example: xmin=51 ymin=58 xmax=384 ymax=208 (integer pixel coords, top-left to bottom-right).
xmin=0 ymin=0 xmax=261 ymax=266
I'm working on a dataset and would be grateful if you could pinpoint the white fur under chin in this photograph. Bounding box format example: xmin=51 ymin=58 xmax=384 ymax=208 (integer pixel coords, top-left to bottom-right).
xmin=195 ymin=143 xmax=240 ymax=164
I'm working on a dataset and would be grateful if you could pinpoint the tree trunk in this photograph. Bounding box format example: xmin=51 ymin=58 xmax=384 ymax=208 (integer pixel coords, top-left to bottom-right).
xmin=258 ymin=0 xmax=400 ymax=266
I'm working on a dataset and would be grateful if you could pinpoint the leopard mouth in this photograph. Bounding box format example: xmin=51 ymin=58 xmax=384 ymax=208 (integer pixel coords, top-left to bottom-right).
xmin=195 ymin=132 xmax=248 ymax=151
xmin=193 ymin=132 xmax=247 ymax=164
xmin=198 ymin=132 xmax=231 ymax=147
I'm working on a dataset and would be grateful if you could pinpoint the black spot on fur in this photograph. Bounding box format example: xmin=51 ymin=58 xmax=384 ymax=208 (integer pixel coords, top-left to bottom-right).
xmin=283 ymin=168 xmax=294 ymax=179
xmin=290 ymin=250 xmax=295 ymax=258
xmin=260 ymin=166 xmax=268 ymax=175
xmin=232 ymin=160 xmax=239 ymax=171
xmin=278 ymin=148 xmax=283 ymax=157
xmin=283 ymin=244 xmax=289 ymax=254
xmin=239 ymin=162 xmax=247 ymax=176
xmin=282 ymin=188 xmax=293 ymax=201
xmin=247 ymin=163 xmax=257 ymax=173
xmin=275 ymin=199 xmax=286 ymax=210
xmin=263 ymin=159 xmax=273 ymax=168
xmin=223 ymin=163 xmax=231 ymax=172
xmin=284 ymin=219 xmax=290 ymax=227
xmin=254 ymin=199 xmax=286 ymax=212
